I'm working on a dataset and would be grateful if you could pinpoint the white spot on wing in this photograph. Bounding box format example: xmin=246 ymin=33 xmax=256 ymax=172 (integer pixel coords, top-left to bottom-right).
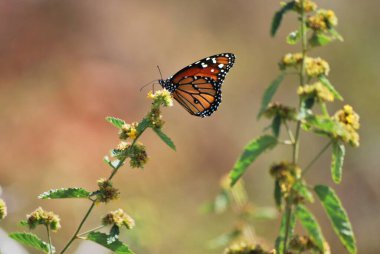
xmin=218 ymin=63 xmax=224 ymax=68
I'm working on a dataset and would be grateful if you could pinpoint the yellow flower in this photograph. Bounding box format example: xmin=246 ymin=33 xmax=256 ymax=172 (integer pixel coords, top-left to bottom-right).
xmin=102 ymin=209 xmax=135 ymax=230
xmin=305 ymin=57 xmax=330 ymax=77
xmin=294 ymin=0 xmax=317 ymax=13
xmin=307 ymin=9 xmax=338 ymax=31
xmin=0 ymin=199 xmax=7 ymax=220
xmin=297 ymin=82 xmax=334 ymax=102
xmin=147 ymin=89 xmax=173 ymax=107
xmin=334 ymin=105 xmax=360 ymax=147
xmin=26 ymin=207 xmax=61 ymax=231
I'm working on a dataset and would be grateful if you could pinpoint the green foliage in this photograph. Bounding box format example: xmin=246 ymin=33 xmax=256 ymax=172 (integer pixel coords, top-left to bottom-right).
xmin=309 ymin=32 xmax=334 ymax=47
xmin=287 ymin=30 xmax=301 ymax=45
xmin=331 ymin=141 xmax=345 ymax=183
xmin=229 ymin=135 xmax=278 ymax=186
xmin=293 ymin=181 xmax=314 ymax=203
xmin=9 ymin=232 xmax=55 ymax=254
xmin=274 ymin=180 xmax=283 ymax=209
xmin=258 ymin=73 xmax=285 ymax=118
xmin=106 ymin=117 xmax=126 ymax=129
xmin=318 ymin=75 xmax=343 ymax=101
xmin=152 ymin=128 xmax=176 ymax=151
xmin=275 ymin=212 xmax=296 ymax=253
xmin=271 ymin=1 xmax=296 ymax=37
xmin=38 ymin=188 xmax=91 ymax=199
xmin=295 ymin=205 xmax=327 ymax=253
xmin=272 ymin=115 xmax=282 ymax=138
xmin=85 ymin=231 xmax=134 ymax=254
xmin=315 ymin=185 xmax=357 ymax=254
xmin=208 ymin=230 xmax=241 ymax=249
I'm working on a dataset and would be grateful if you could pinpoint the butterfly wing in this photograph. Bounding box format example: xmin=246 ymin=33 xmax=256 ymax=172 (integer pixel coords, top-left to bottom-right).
xmin=168 ymin=53 xmax=235 ymax=117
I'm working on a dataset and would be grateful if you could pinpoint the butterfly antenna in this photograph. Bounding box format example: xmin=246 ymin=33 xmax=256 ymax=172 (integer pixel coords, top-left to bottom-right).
xmin=157 ymin=65 xmax=163 ymax=80
xmin=139 ymin=79 xmax=158 ymax=92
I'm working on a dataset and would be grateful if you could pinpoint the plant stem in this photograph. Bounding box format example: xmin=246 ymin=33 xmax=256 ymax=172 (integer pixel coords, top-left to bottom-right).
xmin=46 ymin=225 xmax=52 ymax=254
xmin=283 ymin=1 xmax=307 ymax=253
xmin=77 ymin=225 xmax=106 ymax=237
xmin=60 ymin=122 xmax=149 ymax=254
xmin=302 ymin=141 xmax=332 ymax=176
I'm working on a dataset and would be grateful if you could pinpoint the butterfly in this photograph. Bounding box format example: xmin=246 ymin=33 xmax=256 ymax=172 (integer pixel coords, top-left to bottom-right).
xmin=159 ymin=53 xmax=235 ymax=117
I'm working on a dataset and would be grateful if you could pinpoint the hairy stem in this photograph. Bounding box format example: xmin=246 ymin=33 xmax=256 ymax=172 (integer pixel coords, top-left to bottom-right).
xmin=283 ymin=1 xmax=307 ymax=253
xmin=60 ymin=121 xmax=149 ymax=254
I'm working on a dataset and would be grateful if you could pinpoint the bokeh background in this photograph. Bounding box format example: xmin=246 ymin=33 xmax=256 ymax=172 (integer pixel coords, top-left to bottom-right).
xmin=0 ymin=0 xmax=379 ymax=253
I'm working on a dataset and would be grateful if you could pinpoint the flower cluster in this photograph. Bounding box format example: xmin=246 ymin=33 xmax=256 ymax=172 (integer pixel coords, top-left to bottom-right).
xmin=119 ymin=122 xmax=138 ymax=140
xmin=25 ymin=207 xmax=61 ymax=231
xmin=289 ymin=235 xmax=325 ymax=253
xmin=297 ymin=82 xmax=334 ymax=102
xmin=280 ymin=54 xmax=330 ymax=77
xmin=307 ymin=9 xmax=338 ymax=31
xmin=270 ymin=162 xmax=301 ymax=197
xmin=264 ymin=103 xmax=296 ymax=121
xmin=294 ymin=0 xmax=317 ymax=13
xmin=128 ymin=142 xmax=148 ymax=168
xmin=334 ymin=105 xmax=360 ymax=147
xmin=102 ymin=209 xmax=135 ymax=230
xmin=147 ymin=89 xmax=174 ymax=108
xmin=224 ymin=242 xmax=272 ymax=254
xmin=95 ymin=179 xmax=120 ymax=203
xmin=0 ymin=199 xmax=7 ymax=220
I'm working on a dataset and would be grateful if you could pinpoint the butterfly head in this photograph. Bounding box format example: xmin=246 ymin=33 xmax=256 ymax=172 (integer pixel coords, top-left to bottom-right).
xmin=159 ymin=78 xmax=176 ymax=93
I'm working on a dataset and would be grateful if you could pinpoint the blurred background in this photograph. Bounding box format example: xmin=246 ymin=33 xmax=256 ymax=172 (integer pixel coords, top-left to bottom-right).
xmin=0 ymin=0 xmax=379 ymax=253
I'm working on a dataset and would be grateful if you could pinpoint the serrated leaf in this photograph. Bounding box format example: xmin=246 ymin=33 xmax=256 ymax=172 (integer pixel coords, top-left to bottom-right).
xmin=274 ymin=180 xmax=283 ymax=209
xmin=86 ymin=232 xmax=134 ymax=254
xmin=105 ymin=117 xmax=126 ymax=129
xmin=38 ymin=188 xmax=90 ymax=199
xmin=271 ymin=1 xmax=296 ymax=37
xmin=286 ymin=30 xmax=300 ymax=45
xmin=275 ymin=211 xmax=296 ymax=253
xmin=318 ymin=75 xmax=343 ymax=101
xmin=9 ymin=232 xmax=55 ymax=254
xmin=230 ymin=135 xmax=277 ymax=186
xmin=152 ymin=128 xmax=176 ymax=151
xmin=315 ymin=185 xmax=357 ymax=254
xmin=272 ymin=115 xmax=282 ymax=138
xmin=331 ymin=141 xmax=345 ymax=184
xmin=301 ymin=114 xmax=347 ymax=138
xmin=258 ymin=73 xmax=285 ymax=118
xmin=293 ymin=181 xmax=314 ymax=203
xmin=296 ymin=205 xmax=327 ymax=253
xmin=310 ymin=32 xmax=333 ymax=47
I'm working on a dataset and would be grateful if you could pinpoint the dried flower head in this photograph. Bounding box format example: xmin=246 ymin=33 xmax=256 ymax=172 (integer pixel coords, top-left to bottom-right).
xmin=96 ymin=179 xmax=120 ymax=203
xmin=289 ymin=235 xmax=321 ymax=253
xmin=334 ymin=105 xmax=360 ymax=147
xmin=102 ymin=209 xmax=135 ymax=230
xmin=128 ymin=142 xmax=148 ymax=168
xmin=0 ymin=199 xmax=7 ymax=220
xmin=307 ymin=9 xmax=338 ymax=31
xmin=270 ymin=162 xmax=301 ymax=197
xmin=26 ymin=207 xmax=61 ymax=231
xmin=297 ymin=82 xmax=334 ymax=102
xmin=264 ymin=103 xmax=296 ymax=121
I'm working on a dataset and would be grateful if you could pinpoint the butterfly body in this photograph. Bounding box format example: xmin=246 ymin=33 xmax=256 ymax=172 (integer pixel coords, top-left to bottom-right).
xmin=159 ymin=53 xmax=235 ymax=117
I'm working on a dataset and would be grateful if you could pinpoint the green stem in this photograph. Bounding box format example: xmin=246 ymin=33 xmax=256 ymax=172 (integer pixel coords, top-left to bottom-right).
xmin=302 ymin=141 xmax=332 ymax=176
xmin=321 ymin=102 xmax=329 ymax=117
xmin=77 ymin=225 xmax=106 ymax=237
xmin=60 ymin=120 xmax=149 ymax=254
xmin=283 ymin=1 xmax=307 ymax=253
xmin=46 ymin=225 xmax=52 ymax=254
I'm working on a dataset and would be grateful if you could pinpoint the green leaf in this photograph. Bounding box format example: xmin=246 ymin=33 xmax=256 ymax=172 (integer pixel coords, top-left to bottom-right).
xmin=272 ymin=115 xmax=282 ymax=138
xmin=315 ymin=185 xmax=357 ymax=254
xmin=293 ymin=181 xmax=314 ymax=203
xmin=208 ymin=229 xmax=241 ymax=249
xmin=296 ymin=205 xmax=327 ymax=253
xmin=258 ymin=73 xmax=285 ymax=118
xmin=152 ymin=128 xmax=176 ymax=151
xmin=137 ymin=118 xmax=150 ymax=133
xmin=331 ymin=141 xmax=345 ymax=184
xmin=301 ymin=114 xmax=347 ymax=138
xmin=9 ymin=232 xmax=55 ymax=254
xmin=86 ymin=232 xmax=135 ymax=254
xmin=275 ymin=211 xmax=296 ymax=253
xmin=38 ymin=188 xmax=91 ymax=199
xmin=274 ymin=180 xmax=283 ymax=209
xmin=286 ymin=30 xmax=300 ymax=45
xmin=229 ymin=135 xmax=277 ymax=186
xmin=252 ymin=207 xmax=278 ymax=220
xmin=309 ymin=32 xmax=333 ymax=47
xmin=271 ymin=1 xmax=296 ymax=37
xmin=318 ymin=75 xmax=343 ymax=101
xmin=105 ymin=117 xmax=126 ymax=129
xmin=329 ymin=28 xmax=344 ymax=41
